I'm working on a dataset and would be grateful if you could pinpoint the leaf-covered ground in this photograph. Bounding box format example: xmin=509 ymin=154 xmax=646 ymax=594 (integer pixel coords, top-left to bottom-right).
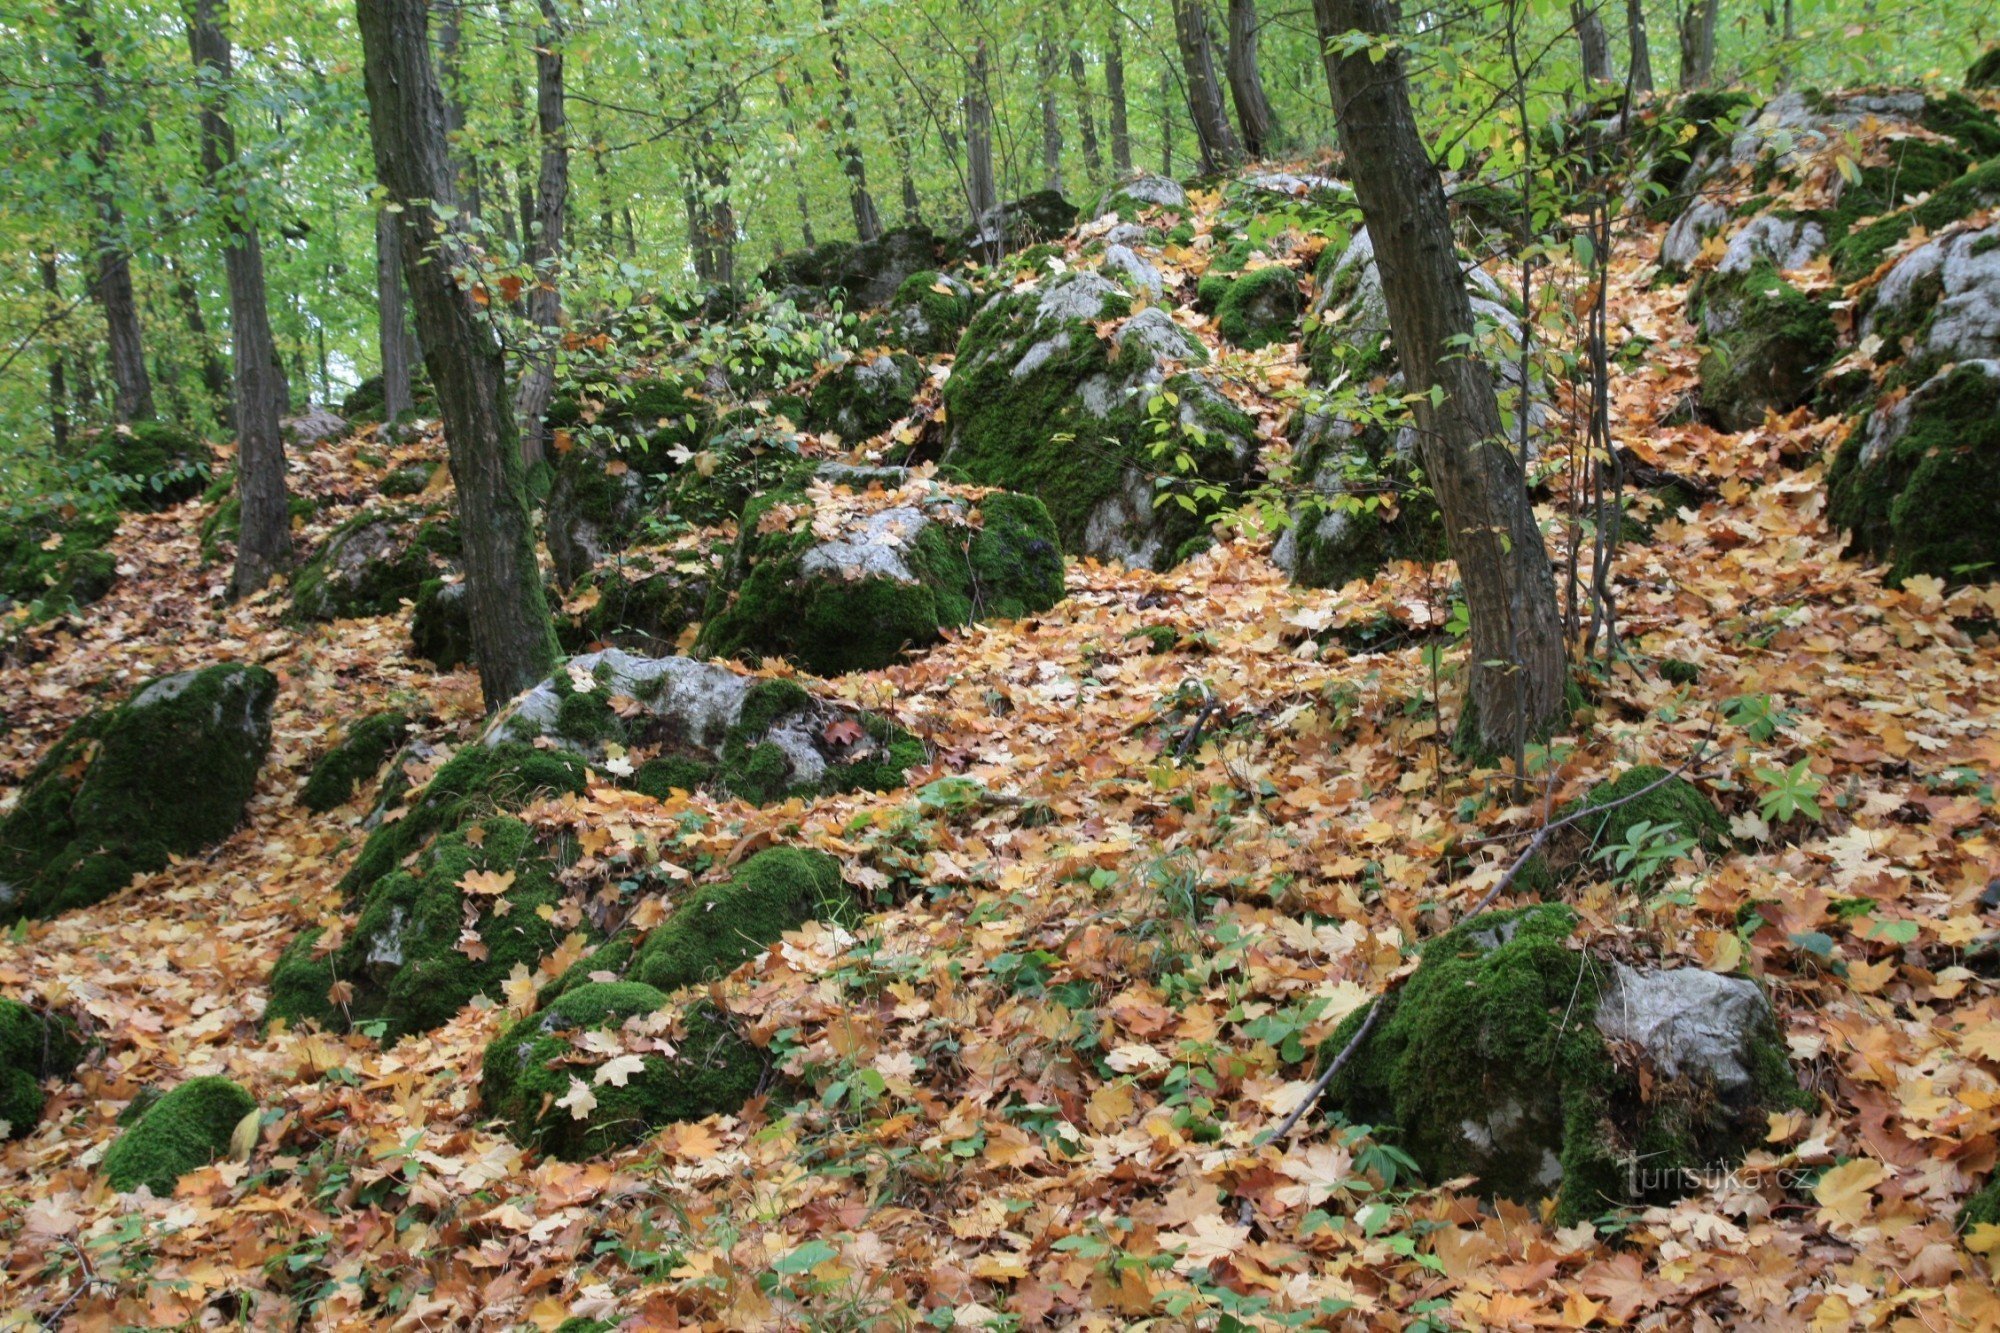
xmin=3 ymin=186 xmax=1999 ymax=1330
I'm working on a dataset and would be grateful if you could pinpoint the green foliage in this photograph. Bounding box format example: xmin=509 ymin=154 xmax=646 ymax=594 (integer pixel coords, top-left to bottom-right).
xmin=0 ymin=999 xmax=84 ymax=1139
xmin=0 ymin=507 xmax=119 ymax=620
xmin=633 ymin=847 xmax=852 ymax=992
xmin=1562 ymin=764 xmax=1729 ymax=889
xmin=1754 ymin=758 xmax=1826 ymax=825
xmin=102 ymin=1076 xmax=255 ymax=1194
xmin=300 ymin=710 xmax=411 ymax=813
xmin=87 ymin=423 xmax=210 ymax=511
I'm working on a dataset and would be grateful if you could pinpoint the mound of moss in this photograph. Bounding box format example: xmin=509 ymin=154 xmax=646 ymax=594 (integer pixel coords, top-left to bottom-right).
xmin=0 ymin=999 xmax=84 ymax=1139
xmin=633 ymin=848 xmax=851 ymax=992
xmin=1209 ymin=265 xmax=1303 ymax=351
xmin=803 ymin=352 xmax=923 ymax=443
xmin=940 ymin=270 xmax=1255 ymax=568
xmin=481 ymin=984 xmax=762 ymax=1159
xmin=268 ymin=816 xmax=576 ymax=1041
xmin=0 ymin=663 xmax=277 ymax=923
xmin=544 ymin=376 xmax=718 ymax=587
xmin=89 ymin=422 xmax=210 ymax=511
xmin=885 ymin=270 xmax=976 ymax=354
xmin=341 ymin=369 xmax=436 ymax=424
xmin=1827 ymin=360 xmax=2000 ymax=586
xmin=1090 ymin=174 xmax=1188 ymax=224
xmin=697 ymin=473 xmax=1064 ymax=676
xmin=409 ymin=578 xmax=474 ymax=669
xmin=1554 ymin=764 xmax=1730 ymax=887
xmin=558 ymin=542 xmax=722 ymax=657
xmin=1963 ymin=1176 xmax=2000 ymax=1234
xmin=292 ymin=506 xmax=460 ymax=621
xmin=1972 ymin=47 xmax=2000 ymax=90
xmin=102 ymin=1076 xmax=256 ymax=1194
xmin=1691 ymin=259 xmax=1835 ymax=431
xmin=761 ymin=223 xmax=945 ymax=308
xmin=0 ymin=507 xmax=119 ymax=615
xmin=1323 ymin=904 xmax=1804 ymax=1223
xmin=1829 ymin=155 xmax=2000 ymax=284
xmin=301 ymin=710 xmax=410 ymax=813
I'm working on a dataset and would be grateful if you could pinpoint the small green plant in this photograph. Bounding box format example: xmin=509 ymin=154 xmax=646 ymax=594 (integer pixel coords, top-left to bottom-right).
xmin=1754 ymin=758 xmax=1826 ymax=824
xmin=1594 ymin=819 xmax=1700 ymax=887
xmin=1723 ymin=692 xmax=1796 ymax=742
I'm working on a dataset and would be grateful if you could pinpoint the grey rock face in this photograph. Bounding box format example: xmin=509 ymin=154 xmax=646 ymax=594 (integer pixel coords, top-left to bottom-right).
xmin=1594 ymin=963 xmax=1781 ymax=1102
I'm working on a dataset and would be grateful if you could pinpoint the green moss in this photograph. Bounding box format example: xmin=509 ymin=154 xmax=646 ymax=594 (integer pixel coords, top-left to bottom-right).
xmin=630 ymin=754 xmax=716 ymax=800
xmin=481 ymin=984 xmax=762 ymax=1159
xmin=557 ymin=549 xmax=717 ymax=657
xmin=410 ymin=578 xmax=474 ymax=669
xmin=889 ymin=271 xmax=975 ymax=354
xmin=0 ymin=999 xmax=84 ymax=1139
xmin=334 ymin=742 xmax=588 ymax=901
xmin=301 ymin=711 xmax=410 ymax=813
xmin=1557 ymin=764 xmax=1729 ymax=888
xmin=1212 ymin=266 xmax=1303 ymax=350
xmin=0 ymin=664 xmax=277 ymax=923
xmin=1962 ymin=1176 xmax=2000 ymax=1232
xmin=1693 ymin=260 xmax=1835 ymax=431
xmin=1126 ymin=625 xmax=1180 ymax=654
xmin=803 ymin=353 xmax=922 ymax=442
xmin=89 ymin=422 xmax=210 ymax=511
xmin=1970 ymin=47 xmax=2000 ymax=90
xmin=1921 ymin=92 xmax=2000 ymax=159
xmin=102 ymin=1076 xmax=255 ymax=1194
xmin=1826 ymin=362 xmax=2000 ymax=586
xmin=269 ymin=816 xmax=576 ymax=1041
xmin=292 ymin=506 xmax=461 ymax=622
xmin=1658 ymin=658 xmax=1701 ymax=686
xmin=633 ymin=848 xmax=851 ymax=992
xmin=1828 ymin=156 xmax=2000 ymax=283
xmin=342 ymin=371 xmax=436 ymax=424
xmin=0 ymin=507 xmax=120 ymax=614
xmin=379 ymin=463 xmax=436 ymax=497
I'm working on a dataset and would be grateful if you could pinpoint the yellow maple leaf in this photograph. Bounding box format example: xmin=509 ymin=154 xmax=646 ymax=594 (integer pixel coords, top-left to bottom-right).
xmin=1813 ymin=1157 xmax=1886 ymax=1226
xmin=1965 ymin=1223 xmax=2000 ymax=1255
xmin=459 ymin=868 xmax=515 ymax=897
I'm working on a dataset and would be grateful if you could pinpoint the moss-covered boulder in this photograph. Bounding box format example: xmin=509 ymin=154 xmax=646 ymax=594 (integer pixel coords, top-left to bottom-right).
xmin=1554 ymin=764 xmax=1730 ymax=887
xmin=558 ymin=537 xmax=723 ymax=657
xmin=1209 ymin=264 xmax=1303 ymax=350
xmin=301 ymin=710 xmax=410 ymax=813
xmin=544 ymin=376 xmax=718 ymax=587
xmin=490 ymin=649 xmax=923 ymax=805
xmin=633 ymin=848 xmax=851 ymax=992
xmin=884 ymin=271 xmax=976 ymax=354
xmin=341 ymin=369 xmax=436 ymax=424
xmin=409 ymin=578 xmax=474 ymax=669
xmin=697 ymin=468 xmax=1064 ymax=675
xmin=292 ymin=506 xmax=459 ymax=621
xmin=1972 ymin=47 xmax=2000 ymax=90
xmin=89 ymin=422 xmax=210 ymax=511
xmin=0 ymin=508 xmax=119 ymax=615
xmin=1690 ymin=259 xmax=1835 ymax=431
xmin=1271 ymin=413 xmax=1445 ymax=588
xmin=803 ymin=351 xmax=923 ymax=443
xmin=1861 ymin=219 xmax=2000 ymax=375
xmin=1090 ymin=174 xmax=1188 ymax=224
xmin=102 ymin=1076 xmax=256 ymax=1194
xmin=966 ymin=189 xmax=1078 ymax=256
xmin=481 ymin=984 xmax=762 ymax=1159
xmin=0 ymin=663 xmax=277 ymax=922
xmin=940 ymin=270 xmax=1256 ymax=568
xmin=762 ymin=224 xmax=945 ymax=309
xmin=0 ymin=999 xmax=84 ymax=1139
xmin=1324 ymin=904 xmax=1805 ymax=1223
xmin=1827 ymin=359 xmax=2000 ymax=586
xmin=268 ymin=815 xmax=577 ymax=1041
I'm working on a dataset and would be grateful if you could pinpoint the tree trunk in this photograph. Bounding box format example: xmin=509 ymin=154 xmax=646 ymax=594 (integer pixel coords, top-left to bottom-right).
xmin=965 ymin=36 xmax=999 ymax=257
xmin=437 ymin=1 xmax=478 ymax=219
xmin=1627 ymin=0 xmax=1654 ymax=93
xmin=1064 ymin=3 xmax=1103 ymax=185
xmin=39 ymin=252 xmax=70 ymax=452
xmin=514 ymin=0 xmax=568 ymax=468
xmin=1037 ymin=21 xmax=1063 ymax=192
xmin=135 ymin=119 xmax=235 ymax=421
xmin=1173 ymin=0 xmax=1241 ymax=172
xmin=376 ymin=208 xmax=415 ymax=420
xmin=1159 ymin=64 xmax=1175 ymax=174
xmin=1573 ymin=1 xmax=1613 ymax=85
xmin=822 ymin=0 xmax=882 ymax=241
xmin=1311 ymin=0 xmax=1568 ymax=758
xmin=1106 ymin=20 xmax=1132 ymax=174
xmin=190 ymin=0 xmax=292 ymax=598
xmin=1225 ymin=0 xmax=1279 ymax=158
xmin=65 ymin=0 xmax=154 ymax=424
xmin=890 ymin=81 xmax=924 ymax=223
xmin=767 ymin=9 xmax=819 ymax=246
xmin=357 ymin=0 xmax=558 ymax=712
xmin=1678 ymin=0 xmax=1717 ymax=88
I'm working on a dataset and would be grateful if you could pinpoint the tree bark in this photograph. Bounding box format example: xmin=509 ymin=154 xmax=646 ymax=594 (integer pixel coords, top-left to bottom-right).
xmin=376 ymin=207 xmax=415 ymax=420
xmin=1311 ymin=0 xmax=1568 ymax=758
xmin=514 ymin=0 xmax=569 ymax=468
xmin=190 ymin=0 xmax=292 ymax=597
xmin=1106 ymin=20 xmax=1132 ymax=174
xmin=1037 ymin=20 xmax=1063 ymax=192
xmin=1225 ymin=0 xmax=1279 ymax=158
xmin=1173 ymin=0 xmax=1241 ymax=171
xmin=437 ymin=1 xmax=478 ymax=219
xmin=356 ymin=0 xmax=558 ymax=712
xmin=1678 ymin=0 xmax=1717 ymax=88
xmin=1626 ymin=0 xmax=1654 ymax=93
xmin=822 ymin=0 xmax=882 ymax=241
xmin=64 ymin=0 xmax=154 ymax=425
xmin=1573 ymin=1 xmax=1613 ymax=85
xmin=965 ymin=35 xmax=999 ymax=257
xmin=1064 ymin=3 xmax=1103 ymax=185
xmin=1159 ymin=64 xmax=1175 ymax=174
xmin=39 ymin=252 xmax=70 ymax=452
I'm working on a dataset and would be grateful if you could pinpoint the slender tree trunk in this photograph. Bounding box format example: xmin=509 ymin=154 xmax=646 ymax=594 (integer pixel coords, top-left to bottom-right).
xmin=357 ymin=0 xmax=558 ymax=711
xmin=1173 ymin=0 xmax=1241 ymax=171
xmin=890 ymin=81 xmax=924 ymax=223
xmin=1106 ymin=20 xmax=1132 ymax=174
xmin=438 ymin=1 xmax=478 ymax=219
xmin=1225 ymin=0 xmax=1279 ymax=158
xmin=767 ymin=14 xmax=819 ymax=245
xmin=1627 ymin=0 xmax=1654 ymax=93
xmin=190 ymin=0 xmax=291 ymax=597
xmin=136 ymin=119 xmax=234 ymax=419
xmin=823 ymin=0 xmax=882 ymax=240
xmin=1311 ymin=0 xmax=1568 ymax=758
xmin=965 ymin=36 xmax=999 ymax=256
xmin=65 ymin=0 xmax=154 ymax=424
xmin=1036 ymin=20 xmax=1063 ymax=191
xmin=1063 ymin=3 xmax=1103 ymax=186
xmin=514 ymin=0 xmax=568 ymax=467
xmin=1573 ymin=1 xmax=1613 ymax=84
xmin=698 ymin=127 xmax=736 ymax=287
xmin=39 ymin=252 xmax=70 ymax=452
xmin=1159 ymin=64 xmax=1175 ymax=174
xmin=1678 ymin=0 xmax=1717 ymax=88
xmin=376 ymin=208 xmax=415 ymax=419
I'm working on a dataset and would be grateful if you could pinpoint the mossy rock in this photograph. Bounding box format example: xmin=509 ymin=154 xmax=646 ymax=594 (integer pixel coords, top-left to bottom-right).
xmin=88 ymin=422 xmax=210 ymax=511
xmin=481 ymin=984 xmax=763 ymax=1159
xmin=803 ymin=352 xmax=923 ymax=443
xmin=979 ymin=190 xmax=1078 ymax=252
xmin=1272 ymin=413 xmax=1445 ymax=588
xmin=0 ymin=507 xmax=119 ymax=614
xmin=0 ymin=999 xmax=84 ymax=1139
xmin=0 ymin=664 xmax=277 ymax=923
xmin=1211 ymin=265 xmax=1304 ymax=350
xmin=557 ymin=541 xmax=722 ymax=657
xmin=940 ymin=271 xmax=1255 ymax=568
xmin=886 ymin=270 xmax=976 ymax=354
xmin=660 ymin=405 xmax=815 ymax=529
xmin=268 ymin=816 xmax=577 ymax=1042
xmin=633 ymin=848 xmax=851 ymax=992
xmin=1827 ymin=360 xmax=2000 ymax=586
xmin=102 ymin=1076 xmax=255 ymax=1194
xmin=697 ymin=472 xmax=1065 ymax=676
xmin=1323 ymin=904 xmax=1805 ymax=1223
xmin=1090 ymin=174 xmax=1188 ymax=223
xmin=301 ymin=710 xmax=410 ymax=814
xmin=341 ymin=369 xmax=437 ymax=424
xmin=199 ymin=490 xmax=318 ymax=564
xmin=1828 ymin=155 xmax=2000 ymax=285
xmin=493 ymin=649 xmax=925 ymax=805
xmin=292 ymin=506 xmax=460 ymax=621
xmin=544 ymin=377 xmax=719 ymax=587
xmin=410 ymin=578 xmax=474 ymax=669
xmin=379 ymin=462 xmax=437 ymax=498
xmin=1971 ymin=47 xmax=2000 ymax=91
xmin=1691 ymin=260 xmax=1835 ymax=431
xmin=1553 ymin=764 xmax=1730 ymax=888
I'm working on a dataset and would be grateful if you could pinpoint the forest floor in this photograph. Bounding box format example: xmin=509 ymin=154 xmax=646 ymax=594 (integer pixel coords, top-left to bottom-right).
xmin=3 ymin=188 xmax=1999 ymax=1330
